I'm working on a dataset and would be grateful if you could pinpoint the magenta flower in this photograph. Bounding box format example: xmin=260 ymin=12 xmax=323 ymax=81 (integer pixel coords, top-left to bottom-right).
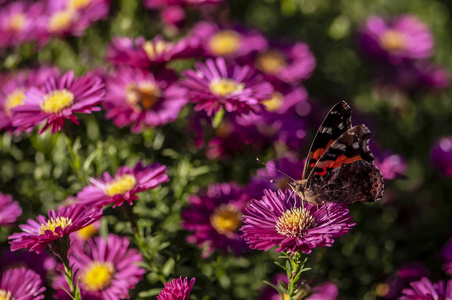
xmin=182 ymin=182 xmax=250 ymax=255
xmin=0 ymin=267 xmax=46 ymax=300
xmin=241 ymin=189 xmax=355 ymax=254
xmin=308 ymin=282 xmax=339 ymax=300
xmin=0 ymin=250 xmax=56 ymax=280
xmin=182 ymin=57 xmax=273 ymax=116
xmin=8 ymin=204 xmax=103 ymax=254
xmin=104 ymin=68 xmax=188 ymax=132
xmin=160 ymin=5 xmax=185 ymax=29
xmin=190 ymin=21 xmax=267 ymax=59
xmin=0 ymin=192 xmax=22 ymax=225
xmin=157 ymin=276 xmax=195 ymax=300
xmin=431 ymin=136 xmax=452 ymax=177
xmin=11 ymin=71 xmax=105 ymax=134
xmin=399 ymin=278 xmax=452 ymax=299
xmin=374 ymin=153 xmax=407 ymax=180
xmin=77 ymin=161 xmax=169 ymax=208
xmin=53 ymin=234 xmax=145 ymax=300
xmin=253 ymin=42 xmax=316 ymax=84
xmin=106 ymin=35 xmax=201 ymax=68
xmin=360 ymin=14 xmax=434 ymax=64
xmin=144 ymin=0 xmax=221 ymax=9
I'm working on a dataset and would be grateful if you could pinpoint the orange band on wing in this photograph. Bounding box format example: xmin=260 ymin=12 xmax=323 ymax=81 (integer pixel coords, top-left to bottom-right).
xmin=313 ymin=155 xmax=363 ymax=176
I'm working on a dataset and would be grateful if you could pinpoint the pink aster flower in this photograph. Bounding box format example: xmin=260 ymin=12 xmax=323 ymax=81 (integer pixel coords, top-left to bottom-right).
xmin=0 ymin=250 xmax=56 ymax=280
xmin=104 ymin=68 xmax=188 ymax=132
xmin=399 ymin=278 xmax=452 ymax=299
xmin=183 ymin=182 xmax=250 ymax=256
xmin=77 ymin=161 xmax=169 ymax=208
xmin=157 ymin=276 xmax=195 ymax=300
xmin=0 ymin=192 xmax=22 ymax=225
xmin=144 ymin=0 xmax=222 ymax=9
xmin=182 ymin=57 xmax=273 ymax=116
xmin=8 ymin=204 xmax=103 ymax=254
xmin=106 ymin=35 xmax=201 ymax=68
xmin=190 ymin=21 xmax=268 ymax=60
xmin=53 ymin=234 xmax=145 ymax=300
xmin=0 ymin=267 xmax=46 ymax=300
xmin=11 ymin=71 xmax=105 ymax=134
xmin=241 ymin=189 xmax=355 ymax=254
xmin=431 ymin=136 xmax=452 ymax=177
xmin=360 ymin=14 xmax=434 ymax=64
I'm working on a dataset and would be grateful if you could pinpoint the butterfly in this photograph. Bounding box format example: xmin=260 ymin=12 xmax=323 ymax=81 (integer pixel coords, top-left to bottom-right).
xmin=288 ymin=101 xmax=384 ymax=205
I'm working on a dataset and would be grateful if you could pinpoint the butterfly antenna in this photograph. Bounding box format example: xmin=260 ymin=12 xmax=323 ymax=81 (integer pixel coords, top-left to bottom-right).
xmin=256 ymin=158 xmax=296 ymax=182
xmin=323 ymin=202 xmax=332 ymax=222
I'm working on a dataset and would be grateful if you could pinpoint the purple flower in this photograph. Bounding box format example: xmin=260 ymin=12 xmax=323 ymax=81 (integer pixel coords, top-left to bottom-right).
xmin=308 ymin=282 xmax=339 ymax=300
xmin=375 ymin=153 xmax=407 ymax=180
xmin=157 ymin=276 xmax=195 ymax=300
xmin=360 ymin=14 xmax=434 ymax=64
xmin=77 ymin=161 xmax=169 ymax=208
xmin=144 ymin=0 xmax=222 ymax=9
xmin=241 ymin=189 xmax=354 ymax=254
xmin=253 ymin=42 xmax=316 ymax=84
xmin=104 ymin=68 xmax=188 ymax=132
xmin=11 ymin=71 xmax=105 ymax=134
xmin=0 ymin=250 xmax=56 ymax=280
xmin=106 ymin=35 xmax=201 ymax=68
xmin=190 ymin=21 xmax=267 ymax=59
xmin=182 ymin=57 xmax=273 ymax=116
xmin=53 ymin=234 xmax=145 ymax=300
xmin=0 ymin=192 xmax=22 ymax=225
xmin=0 ymin=267 xmax=46 ymax=300
xmin=182 ymin=182 xmax=250 ymax=256
xmin=8 ymin=205 xmax=103 ymax=254
xmin=399 ymin=278 xmax=452 ymax=300
xmin=160 ymin=5 xmax=185 ymax=29
xmin=431 ymin=136 xmax=452 ymax=177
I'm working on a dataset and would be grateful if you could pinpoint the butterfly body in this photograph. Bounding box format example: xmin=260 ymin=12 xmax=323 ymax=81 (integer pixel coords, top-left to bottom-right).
xmin=289 ymin=101 xmax=384 ymax=205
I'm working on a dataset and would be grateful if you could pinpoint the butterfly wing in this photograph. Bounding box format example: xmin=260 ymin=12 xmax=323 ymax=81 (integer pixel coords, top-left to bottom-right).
xmin=302 ymin=101 xmax=352 ymax=180
xmin=305 ymin=125 xmax=384 ymax=204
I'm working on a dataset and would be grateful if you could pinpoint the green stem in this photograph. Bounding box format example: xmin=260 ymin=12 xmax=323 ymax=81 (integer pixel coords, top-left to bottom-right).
xmin=133 ymin=230 xmax=167 ymax=284
xmin=212 ymin=107 xmax=225 ymax=129
xmin=64 ymin=134 xmax=88 ymax=185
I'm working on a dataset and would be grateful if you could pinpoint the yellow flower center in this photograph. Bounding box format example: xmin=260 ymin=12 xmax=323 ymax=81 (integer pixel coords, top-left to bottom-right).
xmin=104 ymin=174 xmax=137 ymax=197
xmin=209 ymin=79 xmax=245 ymax=97
xmin=126 ymin=82 xmax=161 ymax=111
xmin=5 ymin=89 xmax=26 ymax=116
xmin=255 ymin=50 xmax=287 ymax=74
xmin=40 ymin=89 xmax=74 ymax=114
xmin=375 ymin=283 xmax=390 ymax=297
xmin=9 ymin=13 xmax=25 ymax=31
xmin=208 ymin=30 xmax=242 ymax=56
xmin=262 ymin=92 xmax=284 ymax=112
xmin=379 ymin=30 xmax=406 ymax=52
xmin=76 ymin=223 xmax=98 ymax=241
xmin=81 ymin=261 xmax=114 ymax=292
xmin=143 ymin=40 xmax=171 ymax=60
xmin=283 ymin=294 xmax=290 ymax=300
xmin=48 ymin=10 xmax=73 ymax=32
xmin=0 ymin=290 xmax=14 ymax=300
xmin=210 ymin=204 xmax=242 ymax=236
xmin=38 ymin=217 xmax=73 ymax=235
xmin=275 ymin=207 xmax=316 ymax=237
xmin=68 ymin=0 xmax=91 ymax=10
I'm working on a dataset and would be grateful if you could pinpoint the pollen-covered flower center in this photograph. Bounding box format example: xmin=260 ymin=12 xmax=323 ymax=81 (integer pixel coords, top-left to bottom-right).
xmin=210 ymin=204 xmax=242 ymax=235
xmin=76 ymin=223 xmax=98 ymax=241
xmin=9 ymin=13 xmax=25 ymax=31
xmin=38 ymin=217 xmax=72 ymax=235
xmin=275 ymin=207 xmax=316 ymax=237
xmin=0 ymin=289 xmax=14 ymax=300
xmin=104 ymin=174 xmax=137 ymax=197
xmin=262 ymin=92 xmax=284 ymax=112
xmin=40 ymin=89 xmax=74 ymax=114
xmin=81 ymin=261 xmax=115 ymax=292
xmin=379 ymin=30 xmax=406 ymax=52
xmin=209 ymin=79 xmax=245 ymax=96
xmin=208 ymin=30 xmax=242 ymax=56
xmin=143 ymin=40 xmax=171 ymax=60
xmin=68 ymin=0 xmax=91 ymax=10
xmin=255 ymin=50 xmax=287 ymax=74
xmin=49 ymin=10 xmax=73 ymax=32
xmin=5 ymin=89 xmax=26 ymax=116
xmin=126 ymin=82 xmax=161 ymax=110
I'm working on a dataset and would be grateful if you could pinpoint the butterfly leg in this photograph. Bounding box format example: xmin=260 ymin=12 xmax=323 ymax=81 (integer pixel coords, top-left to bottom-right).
xmin=323 ymin=202 xmax=332 ymax=222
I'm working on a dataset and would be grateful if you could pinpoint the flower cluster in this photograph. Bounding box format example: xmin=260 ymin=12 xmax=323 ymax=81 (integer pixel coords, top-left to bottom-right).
xmin=0 ymin=192 xmax=22 ymax=226
xmin=0 ymin=267 xmax=46 ymax=300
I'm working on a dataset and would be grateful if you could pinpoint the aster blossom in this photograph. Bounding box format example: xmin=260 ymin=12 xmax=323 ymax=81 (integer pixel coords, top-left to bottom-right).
xmin=241 ymin=189 xmax=354 ymax=254
xmin=0 ymin=192 xmax=22 ymax=225
xmin=431 ymin=136 xmax=452 ymax=177
xmin=11 ymin=71 xmax=105 ymax=134
xmin=157 ymin=276 xmax=195 ymax=300
xmin=53 ymin=234 xmax=145 ymax=300
xmin=399 ymin=277 xmax=452 ymax=300
xmin=8 ymin=204 xmax=103 ymax=254
xmin=0 ymin=250 xmax=56 ymax=280
xmin=182 ymin=57 xmax=273 ymax=116
xmin=77 ymin=161 xmax=169 ymax=208
xmin=104 ymin=68 xmax=188 ymax=132
xmin=0 ymin=267 xmax=46 ymax=300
